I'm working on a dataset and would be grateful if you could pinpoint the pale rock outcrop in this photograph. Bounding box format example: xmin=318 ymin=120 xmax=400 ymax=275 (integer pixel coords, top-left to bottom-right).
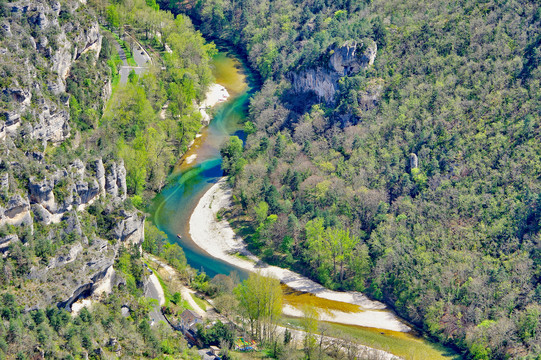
xmin=70 ymin=159 xmax=85 ymax=179
xmin=1 ymin=194 xmax=32 ymax=226
xmin=105 ymin=162 xmax=119 ymax=198
xmin=95 ymin=158 xmax=106 ymax=197
xmin=4 ymin=111 xmax=21 ymax=128
xmin=76 ymin=22 xmax=102 ymax=60
xmin=28 ymin=4 xmax=50 ymax=30
xmin=27 ymin=237 xmax=120 ymax=310
xmin=105 ymin=161 xmax=127 ymax=201
xmin=53 ymin=241 xmax=83 ymax=266
xmin=117 ymin=160 xmax=127 ymax=200
xmin=0 ymin=173 xmax=8 ymax=190
xmin=291 ymin=39 xmax=378 ymax=103
xmin=32 ymin=103 xmax=70 ymax=143
xmin=2 ymin=88 xmax=31 ymax=107
xmin=31 ymin=203 xmax=53 ymax=225
xmin=101 ymin=79 xmax=112 ymax=109
xmin=410 ymin=153 xmax=419 ymax=169
xmin=114 ymin=210 xmax=145 ymax=247
xmin=74 ymin=178 xmax=100 ymax=208
xmin=1 ymin=22 xmax=12 ymax=37
xmin=0 ymin=234 xmax=19 ymax=252
xmin=28 ymin=177 xmax=56 ymax=213
xmin=291 ymin=68 xmax=338 ymax=103
xmin=0 ymin=121 xmax=5 ymax=140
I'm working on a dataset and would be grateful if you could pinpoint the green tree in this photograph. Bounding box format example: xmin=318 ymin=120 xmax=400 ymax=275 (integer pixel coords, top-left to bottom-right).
xmin=234 ymin=272 xmax=282 ymax=343
xmin=221 ymin=136 xmax=244 ymax=176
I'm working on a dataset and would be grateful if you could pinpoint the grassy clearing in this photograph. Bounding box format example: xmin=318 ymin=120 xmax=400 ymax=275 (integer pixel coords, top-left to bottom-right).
xmin=233 ymin=252 xmax=254 ymax=263
xmin=190 ymin=293 xmax=207 ymax=311
xmin=283 ymin=317 xmax=461 ymax=360
xmin=146 ymin=263 xmax=171 ymax=303
xmin=144 ymin=254 xmax=194 ymax=311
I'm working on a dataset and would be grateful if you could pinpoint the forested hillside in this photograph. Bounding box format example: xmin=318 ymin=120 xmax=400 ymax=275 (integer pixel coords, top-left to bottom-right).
xmin=0 ymin=0 xmax=209 ymax=357
xmin=165 ymin=0 xmax=541 ymax=358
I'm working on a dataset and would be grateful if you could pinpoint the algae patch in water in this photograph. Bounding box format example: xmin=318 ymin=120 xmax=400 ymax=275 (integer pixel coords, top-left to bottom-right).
xmin=282 ymin=284 xmax=362 ymax=314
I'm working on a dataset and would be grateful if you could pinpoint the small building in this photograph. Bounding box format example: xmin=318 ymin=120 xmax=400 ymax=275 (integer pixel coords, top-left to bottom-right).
xmin=180 ymin=309 xmax=203 ymax=332
xmin=210 ymin=346 xmax=220 ymax=356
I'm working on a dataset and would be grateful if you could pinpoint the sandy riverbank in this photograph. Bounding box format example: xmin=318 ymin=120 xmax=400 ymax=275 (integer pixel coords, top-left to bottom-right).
xmin=189 ymin=178 xmax=411 ymax=333
xmin=199 ymin=84 xmax=230 ymax=124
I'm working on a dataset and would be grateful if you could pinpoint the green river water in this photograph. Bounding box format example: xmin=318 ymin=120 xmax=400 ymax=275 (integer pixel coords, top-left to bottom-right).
xmin=151 ymin=49 xmax=461 ymax=360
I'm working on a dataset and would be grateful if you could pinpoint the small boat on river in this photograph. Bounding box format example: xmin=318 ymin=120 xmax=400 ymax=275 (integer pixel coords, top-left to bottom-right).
xmin=176 ymin=234 xmax=182 ymax=240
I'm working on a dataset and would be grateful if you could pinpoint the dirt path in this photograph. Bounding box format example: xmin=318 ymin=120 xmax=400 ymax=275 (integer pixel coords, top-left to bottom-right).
xmin=144 ymin=254 xmax=207 ymax=317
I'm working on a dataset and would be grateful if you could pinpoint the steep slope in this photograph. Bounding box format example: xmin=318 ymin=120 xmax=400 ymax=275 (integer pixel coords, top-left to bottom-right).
xmin=0 ymin=0 xmax=207 ymax=358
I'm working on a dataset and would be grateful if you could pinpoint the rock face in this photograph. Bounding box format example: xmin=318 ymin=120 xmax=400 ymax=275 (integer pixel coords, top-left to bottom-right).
xmin=114 ymin=210 xmax=145 ymax=247
xmin=105 ymin=161 xmax=127 ymax=201
xmin=27 ymin=238 xmax=121 ymax=310
xmin=0 ymin=0 xmax=148 ymax=315
xmin=0 ymin=195 xmax=32 ymax=226
xmin=26 ymin=158 xmax=128 ymax=224
xmin=95 ymin=158 xmax=106 ymax=197
xmin=0 ymin=234 xmax=19 ymax=252
xmin=1 ymin=0 xmax=104 ymax=146
xmin=29 ymin=178 xmax=56 ymax=213
xmin=410 ymin=153 xmax=419 ymax=169
xmin=329 ymin=40 xmax=376 ymax=76
xmin=291 ymin=68 xmax=338 ymax=104
xmin=291 ymin=39 xmax=377 ymax=103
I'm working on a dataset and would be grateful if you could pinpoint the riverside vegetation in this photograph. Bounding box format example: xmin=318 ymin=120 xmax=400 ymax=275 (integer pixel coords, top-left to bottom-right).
xmin=159 ymin=0 xmax=541 ymax=359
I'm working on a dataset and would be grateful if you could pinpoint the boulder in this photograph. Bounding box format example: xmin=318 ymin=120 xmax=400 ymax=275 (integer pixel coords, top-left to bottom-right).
xmin=31 ymin=203 xmax=53 ymax=225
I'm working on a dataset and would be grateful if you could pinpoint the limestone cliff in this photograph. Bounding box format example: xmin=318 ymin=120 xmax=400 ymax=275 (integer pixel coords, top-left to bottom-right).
xmin=1 ymin=0 xmax=106 ymax=145
xmin=0 ymin=0 xmax=146 ymax=310
xmin=291 ymin=39 xmax=377 ymax=103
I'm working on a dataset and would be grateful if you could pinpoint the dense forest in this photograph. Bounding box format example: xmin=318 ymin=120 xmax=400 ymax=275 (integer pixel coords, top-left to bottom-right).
xmin=160 ymin=0 xmax=541 ymax=358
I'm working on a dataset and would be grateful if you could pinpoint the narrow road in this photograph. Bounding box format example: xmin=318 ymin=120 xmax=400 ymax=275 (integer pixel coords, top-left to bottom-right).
xmin=144 ymin=253 xmax=207 ymax=317
xmin=144 ymin=272 xmax=167 ymax=326
xmin=111 ymin=33 xmax=151 ymax=85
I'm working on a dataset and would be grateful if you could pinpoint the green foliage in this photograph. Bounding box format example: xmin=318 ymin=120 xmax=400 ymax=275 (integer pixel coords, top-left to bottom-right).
xmin=220 ymin=136 xmax=244 ymax=177
xmin=196 ymin=320 xmax=234 ymax=347
xmin=234 ymin=272 xmax=282 ymax=343
xmin=185 ymin=0 xmax=541 ymax=358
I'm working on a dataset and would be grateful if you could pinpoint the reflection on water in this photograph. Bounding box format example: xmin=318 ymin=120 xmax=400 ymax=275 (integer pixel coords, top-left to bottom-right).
xmin=151 ymin=51 xmax=252 ymax=278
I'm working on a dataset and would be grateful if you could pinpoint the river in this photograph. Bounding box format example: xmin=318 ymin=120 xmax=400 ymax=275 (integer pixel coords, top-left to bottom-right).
xmin=152 ymin=50 xmax=253 ymax=278
xmin=151 ymin=49 xmax=460 ymax=360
